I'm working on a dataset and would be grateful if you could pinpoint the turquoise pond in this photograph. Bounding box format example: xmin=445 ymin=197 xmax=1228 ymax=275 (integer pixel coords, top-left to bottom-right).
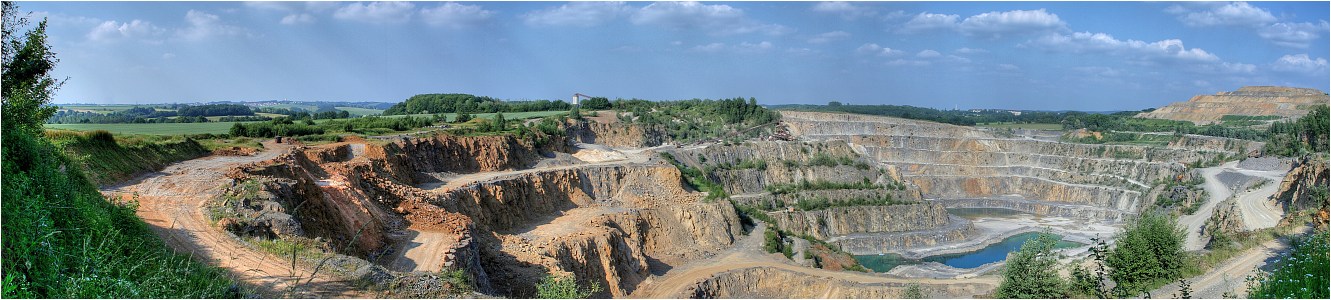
xmin=854 ymin=232 xmax=1084 ymax=272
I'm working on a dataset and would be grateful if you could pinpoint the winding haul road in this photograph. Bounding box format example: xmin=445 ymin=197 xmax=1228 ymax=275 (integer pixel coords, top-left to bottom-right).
xmin=105 ymin=142 xmax=360 ymax=298
xmin=1180 ymin=161 xmax=1288 ymax=251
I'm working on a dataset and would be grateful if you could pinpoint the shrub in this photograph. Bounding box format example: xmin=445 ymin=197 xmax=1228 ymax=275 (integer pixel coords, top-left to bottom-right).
xmin=1105 ymin=212 xmax=1186 ymax=297
xmin=994 ymin=230 xmax=1069 ymax=298
xmin=535 ymin=274 xmax=601 ymax=299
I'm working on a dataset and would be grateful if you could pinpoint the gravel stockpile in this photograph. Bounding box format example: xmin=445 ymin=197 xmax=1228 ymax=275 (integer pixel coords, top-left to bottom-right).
xmin=1215 ymin=171 xmax=1260 ymax=192
xmin=1237 ymin=157 xmax=1290 ymax=171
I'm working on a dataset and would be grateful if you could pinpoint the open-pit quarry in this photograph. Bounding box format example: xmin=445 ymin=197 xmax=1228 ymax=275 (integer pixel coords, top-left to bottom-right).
xmin=107 ymin=111 xmax=1301 ymax=298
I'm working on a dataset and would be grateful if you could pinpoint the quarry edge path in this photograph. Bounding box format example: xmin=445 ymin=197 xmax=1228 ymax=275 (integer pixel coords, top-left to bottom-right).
xmin=104 ymin=141 xmax=361 ymax=298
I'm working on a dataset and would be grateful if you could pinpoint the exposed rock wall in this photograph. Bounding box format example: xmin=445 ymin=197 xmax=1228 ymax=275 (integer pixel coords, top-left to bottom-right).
xmin=732 ymin=188 xmax=922 ymax=210
xmin=1138 ymin=86 xmax=1329 ymax=125
xmin=1273 ymin=156 xmax=1329 ymax=213
xmin=770 ymin=204 xmax=949 ymax=240
xmin=671 ymin=140 xmax=888 ymax=194
xmin=832 ymin=216 xmax=976 ymax=255
xmin=427 ymin=165 xmax=695 ymax=231
xmin=383 ymin=134 xmax=553 ymax=180
xmin=564 ymin=119 xmax=667 ymax=148
xmin=229 ymin=151 xmax=394 ymax=256
xmin=779 ymin=111 xmax=1239 ymax=215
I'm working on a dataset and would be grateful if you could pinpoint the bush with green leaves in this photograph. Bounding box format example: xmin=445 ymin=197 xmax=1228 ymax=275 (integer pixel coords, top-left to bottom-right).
xmin=994 ymin=230 xmax=1069 ymax=299
xmin=1105 ymin=212 xmax=1187 ymax=297
xmin=535 ymin=274 xmax=601 ymax=299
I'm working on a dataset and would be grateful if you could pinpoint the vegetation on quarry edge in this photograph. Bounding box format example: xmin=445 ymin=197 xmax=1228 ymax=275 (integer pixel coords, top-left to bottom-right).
xmin=2 ymin=3 xmax=239 ymax=297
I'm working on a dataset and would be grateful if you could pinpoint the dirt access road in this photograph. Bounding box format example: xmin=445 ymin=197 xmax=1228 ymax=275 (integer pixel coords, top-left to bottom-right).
xmin=1151 ymin=225 xmax=1309 ymax=298
xmin=628 ymin=223 xmax=1000 ymax=298
xmin=1180 ymin=161 xmax=1288 ymax=250
xmin=105 ymin=141 xmax=361 ymax=298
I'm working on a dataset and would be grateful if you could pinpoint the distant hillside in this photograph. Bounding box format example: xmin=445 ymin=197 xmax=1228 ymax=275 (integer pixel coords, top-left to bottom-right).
xmin=1138 ymin=86 xmax=1329 ymax=125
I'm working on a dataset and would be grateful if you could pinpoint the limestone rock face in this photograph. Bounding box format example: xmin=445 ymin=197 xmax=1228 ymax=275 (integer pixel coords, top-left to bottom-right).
xmin=1203 ymin=199 xmax=1246 ymax=247
xmin=1273 ymin=156 xmax=1329 ymax=213
xmin=1138 ymin=86 xmax=1328 ymax=125
xmin=771 ymin=204 xmax=949 ymax=240
xmin=564 ymin=119 xmax=667 ymax=148
xmin=779 ymin=111 xmax=1245 ymax=213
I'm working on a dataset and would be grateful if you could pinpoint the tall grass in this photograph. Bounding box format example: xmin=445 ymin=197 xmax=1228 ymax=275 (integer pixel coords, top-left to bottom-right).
xmin=2 ymin=129 xmax=238 ymax=298
xmin=45 ymin=130 xmax=210 ymax=186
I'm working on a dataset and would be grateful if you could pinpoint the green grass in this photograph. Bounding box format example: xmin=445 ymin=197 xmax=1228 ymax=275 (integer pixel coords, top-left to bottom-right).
xmin=1246 ymin=230 xmax=1329 ymax=299
xmin=3 ymin=129 xmax=239 ymax=298
xmin=333 ymin=107 xmax=383 ymax=117
xmin=46 ymin=121 xmax=259 ymax=135
xmin=57 ymin=104 xmax=145 ymax=113
xmin=977 ymin=122 xmax=1064 ymax=130
xmin=44 ymin=111 xmax=568 ymax=136
xmin=46 ymin=130 xmax=211 ymax=186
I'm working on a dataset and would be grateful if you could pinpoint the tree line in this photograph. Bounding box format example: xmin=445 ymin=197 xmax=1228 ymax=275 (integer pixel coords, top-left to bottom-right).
xmin=382 ymin=93 xmax=573 ymax=115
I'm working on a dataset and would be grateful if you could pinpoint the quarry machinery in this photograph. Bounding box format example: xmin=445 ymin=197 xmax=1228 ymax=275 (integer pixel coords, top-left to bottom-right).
xmin=573 ymin=93 xmax=594 ymax=106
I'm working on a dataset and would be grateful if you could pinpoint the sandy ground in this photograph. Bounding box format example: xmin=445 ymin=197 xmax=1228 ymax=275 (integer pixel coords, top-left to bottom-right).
xmin=104 ymin=141 xmax=363 ymax=298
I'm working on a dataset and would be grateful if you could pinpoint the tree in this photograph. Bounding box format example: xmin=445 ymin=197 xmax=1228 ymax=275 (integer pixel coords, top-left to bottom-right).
xmin=994 ymin=230 xmax=1069 ymax=298
xmin=1105 ymin=212 xmax=1186 ymax=297
xmin=454 ymin=111 xmax=472 ymax=123
xmin=494 ymin=112 xmax=506 ymax=131
xmin=2 ymin=2 xmax=63 ymax=133
xmin=535 ymin=274 xmax=602 ymax=299
xmin=581 ymin=97 xmax=610 ymax=110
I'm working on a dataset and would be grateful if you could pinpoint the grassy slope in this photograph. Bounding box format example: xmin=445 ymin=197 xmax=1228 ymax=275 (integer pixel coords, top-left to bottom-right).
xmin=2 ymin=130 xmax=237 ymax=298
xmin=45 ymin=130 xmax=211 ymax=186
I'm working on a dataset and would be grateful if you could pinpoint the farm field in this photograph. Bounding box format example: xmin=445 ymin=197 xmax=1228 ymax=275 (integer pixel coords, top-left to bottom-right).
xmin=44 ymin=110 xmax=568 ymax=135
xmin=335 ymin=106 xmax=383 ymax=116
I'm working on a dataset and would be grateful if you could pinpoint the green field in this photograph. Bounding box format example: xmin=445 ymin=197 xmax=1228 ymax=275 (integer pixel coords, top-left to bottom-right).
xmin=46 ymin=121 xmax=256 ymax=135
xmin=977 ymin=122 xmax=1064 ymax=130
xmin=335 ymin=106 xmax=384 ymax=116
xmin=59 ymin=104 xmax=149 ymax=113
xmin=45 ymin=110 xmax=569 ymax=135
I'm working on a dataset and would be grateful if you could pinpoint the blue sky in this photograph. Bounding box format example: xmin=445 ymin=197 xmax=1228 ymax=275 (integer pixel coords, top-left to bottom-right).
xmin=18 ymin=1 xmax=1331 ymax=111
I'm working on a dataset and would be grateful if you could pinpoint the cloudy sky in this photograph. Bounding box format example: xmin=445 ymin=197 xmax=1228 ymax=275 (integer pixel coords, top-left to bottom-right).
xmin=18 ymin=1 xmax=1331 ymax=111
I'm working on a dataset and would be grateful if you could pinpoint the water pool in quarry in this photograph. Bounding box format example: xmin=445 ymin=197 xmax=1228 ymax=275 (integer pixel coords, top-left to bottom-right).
xmin=855 ymin=231 xmax=1085 ymax=272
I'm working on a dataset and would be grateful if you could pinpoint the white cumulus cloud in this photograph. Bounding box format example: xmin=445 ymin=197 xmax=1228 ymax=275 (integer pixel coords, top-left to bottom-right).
xmin=811 ymin=1 xmax=877 ymax=20
xmin=1258 ymin=21 xmax=1330 ymax=48
xmin=333 ymin=1 xmax=415 ymax=24
xmin=522 ymin=1 xmax=630 ymax=27
xmin=1168 ymin=2 xmax=1276 ymax=27
xmin=897 ymin=12 xmax=959 ymax=33
xmin=807 ymin=31 xmax=850 ymax=44
xmin=631 ymin=1 xmax=786 ymax=36
xmin=1272 ymin=54 xmax=1329 ymax=74
xmin=280 ymin=13 xmax=315 ymax=25
xmin=88 ymin=19 xmax=164 ymax=42
xmin=1030 ymin=32 xmax=1219 ymax=64
xmin=176 ymin=10 xmax=246 ymax=41
xmin=419 ymin=2 xmax=494 ymax=28
xmin=855 ymin=43 xmax=904 ymax=56
xmin=958 ymin=9 xmax=1066 ymax=38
